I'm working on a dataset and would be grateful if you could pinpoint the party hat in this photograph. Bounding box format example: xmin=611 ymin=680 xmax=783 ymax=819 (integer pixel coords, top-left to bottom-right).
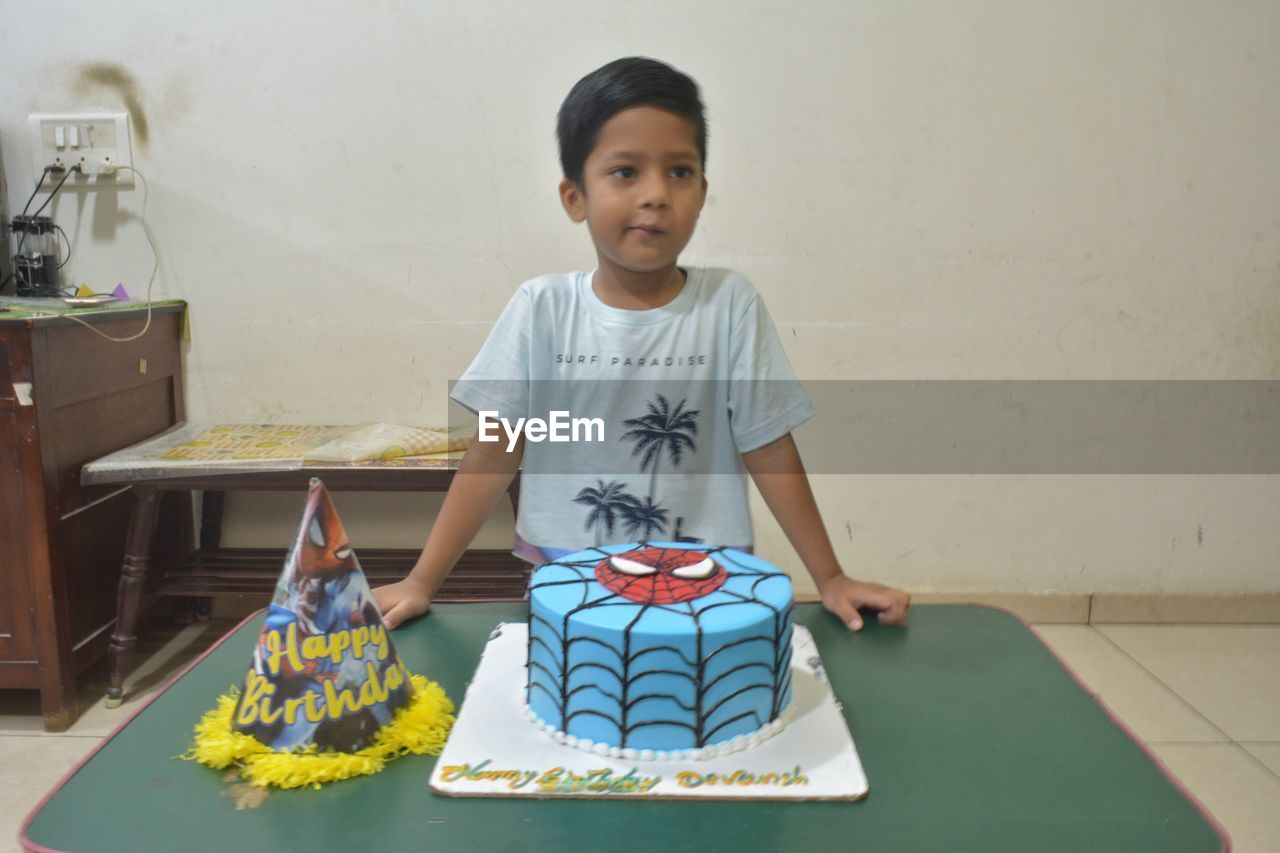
xmin=186 ymin=478 xmax=454 ymax=788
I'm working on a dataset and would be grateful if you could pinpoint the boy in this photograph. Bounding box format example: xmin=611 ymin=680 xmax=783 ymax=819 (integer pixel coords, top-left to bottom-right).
xmin=374 ymin=57 xmax=909 ymax=632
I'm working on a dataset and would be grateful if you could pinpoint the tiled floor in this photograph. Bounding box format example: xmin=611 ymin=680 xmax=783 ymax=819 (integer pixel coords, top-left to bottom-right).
xmin=3 ymin=619 xmax=1278 ymax=852
xmin=1033 ymin=624 xmax=1280 ymax=852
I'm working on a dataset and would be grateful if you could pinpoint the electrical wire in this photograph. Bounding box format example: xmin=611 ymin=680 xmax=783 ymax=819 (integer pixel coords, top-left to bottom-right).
xmin=25 ymin=166 xmax=76 ymax=221
xmin=1 ymin=167 xmax=55 ymax=291
xmin=59 ymin=165 xmax=161 ymax=343
xmin=10 ymin=166 xmax=78 ymax=288
xmin=55 ymin=225 xmax=71 ymax=269
xmin=16 ymin=167 xmax=55 ymax=220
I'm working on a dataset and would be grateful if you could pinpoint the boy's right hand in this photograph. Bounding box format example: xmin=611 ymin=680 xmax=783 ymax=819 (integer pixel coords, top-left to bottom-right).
xmin=372 ymin=577 xmax=433 ymax=630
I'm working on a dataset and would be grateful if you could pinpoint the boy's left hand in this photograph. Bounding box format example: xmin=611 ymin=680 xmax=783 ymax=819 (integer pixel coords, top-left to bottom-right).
xmin=818 ymin=575 xmax=910 ymax=632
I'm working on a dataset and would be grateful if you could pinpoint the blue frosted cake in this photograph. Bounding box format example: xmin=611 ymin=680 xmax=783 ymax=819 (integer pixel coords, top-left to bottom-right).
xmin=526 ymin=542 xmax=794 ymax=760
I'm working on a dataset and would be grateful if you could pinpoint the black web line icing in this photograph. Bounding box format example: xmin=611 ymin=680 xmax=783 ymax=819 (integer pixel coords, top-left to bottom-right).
xmin=526 ymin=541 xmax=792 ymax=749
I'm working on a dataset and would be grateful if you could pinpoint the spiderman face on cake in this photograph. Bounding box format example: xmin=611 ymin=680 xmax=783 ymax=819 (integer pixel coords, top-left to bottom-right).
xmin=594 ymin=546 xmax=727 ymax=604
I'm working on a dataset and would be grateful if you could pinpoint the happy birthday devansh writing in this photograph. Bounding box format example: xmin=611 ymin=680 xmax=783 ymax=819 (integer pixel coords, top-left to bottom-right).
xmin=439 ymin=759 xmax=810 ymax=794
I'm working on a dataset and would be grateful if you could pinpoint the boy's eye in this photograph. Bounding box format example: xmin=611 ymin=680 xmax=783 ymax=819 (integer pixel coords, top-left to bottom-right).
xmin=610 ymin=166 xmax=637 ymax=179
xmin=670 ymin=166 xmax=694 ymax=179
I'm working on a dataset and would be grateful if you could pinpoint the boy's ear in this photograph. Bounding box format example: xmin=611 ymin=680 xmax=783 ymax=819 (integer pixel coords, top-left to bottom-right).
xmin=559 ymin=178 xmax=587 ymax=223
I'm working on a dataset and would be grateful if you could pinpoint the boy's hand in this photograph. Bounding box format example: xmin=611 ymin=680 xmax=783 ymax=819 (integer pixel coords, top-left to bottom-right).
xmin=818 ymin=575 xmax=910 ymax=632
xmin=372 ymin=577 xmax=433 ymax=630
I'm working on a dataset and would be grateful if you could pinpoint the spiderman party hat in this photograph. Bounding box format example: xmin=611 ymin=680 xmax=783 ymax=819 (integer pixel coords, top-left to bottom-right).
xmin=186 ymin=478 xmax=454 ymax=789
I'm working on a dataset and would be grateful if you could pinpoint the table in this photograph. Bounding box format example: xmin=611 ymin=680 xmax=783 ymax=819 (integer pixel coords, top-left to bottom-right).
xmin=81 ymin=424 xmax=525 ymax=707
xmin=21 ymin=604 xmax=1227 ymax=852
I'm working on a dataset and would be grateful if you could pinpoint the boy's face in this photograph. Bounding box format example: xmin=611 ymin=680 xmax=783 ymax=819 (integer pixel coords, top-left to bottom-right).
xmin=560 ymin=106 xmax=707 ymax=280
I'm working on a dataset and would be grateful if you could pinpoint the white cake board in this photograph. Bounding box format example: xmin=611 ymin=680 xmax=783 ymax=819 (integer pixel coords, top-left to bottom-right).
xmin=429 ymin=623 xmax=868 ymax=801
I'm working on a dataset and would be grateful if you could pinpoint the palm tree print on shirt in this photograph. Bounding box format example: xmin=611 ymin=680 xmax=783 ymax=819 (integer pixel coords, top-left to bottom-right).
xmin=573 ymin=480 xmax=642 ymax=546
xmin=672 ymin=516 xmax=703 ymax=543
xmin=619 ymin=394 xmax=700 ymax=503
xmin=621 ymin=496 xmax=669 ymax=539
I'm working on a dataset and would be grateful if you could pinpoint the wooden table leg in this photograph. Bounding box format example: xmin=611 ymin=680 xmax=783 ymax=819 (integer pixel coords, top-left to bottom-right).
xmin=105 ymin=486 xmax=160 ymax=708
xmin=199 ymin=490 xmax=225 ymax=550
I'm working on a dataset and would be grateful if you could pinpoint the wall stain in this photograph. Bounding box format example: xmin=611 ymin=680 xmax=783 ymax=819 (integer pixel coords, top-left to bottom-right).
xmin=73 ymin=63 xmax=150 ymax=149
xmin=160 ymin=75 xmax=195 ymax=126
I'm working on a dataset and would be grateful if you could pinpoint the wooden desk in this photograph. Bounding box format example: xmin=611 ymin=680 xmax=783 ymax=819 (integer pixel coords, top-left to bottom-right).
xmin=0 ymin=301 xmax=185 ymax=730
xmin=21 ymin=604 xmax=1227 ymax=852
xmin=82 ymin=427 xmax=525 ymax=707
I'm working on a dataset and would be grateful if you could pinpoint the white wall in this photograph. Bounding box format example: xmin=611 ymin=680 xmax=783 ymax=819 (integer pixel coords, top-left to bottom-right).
xmin=3 ymin=1 xmax=1277 ymax=593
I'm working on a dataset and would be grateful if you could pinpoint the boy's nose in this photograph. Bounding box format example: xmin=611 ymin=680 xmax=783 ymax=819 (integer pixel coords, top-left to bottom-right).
xmin=638 ymin=172 xmax=669 ymax=207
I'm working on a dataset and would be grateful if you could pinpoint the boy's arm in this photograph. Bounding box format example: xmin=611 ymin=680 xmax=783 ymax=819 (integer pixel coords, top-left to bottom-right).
xmin=373 ymin=432 xmax=523 ymax=628
xmin=742 ymin=432 xmax=910 ymax=631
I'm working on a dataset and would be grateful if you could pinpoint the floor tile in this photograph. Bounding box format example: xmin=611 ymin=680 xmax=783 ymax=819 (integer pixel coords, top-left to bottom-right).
xmin=1242 ymin=744 xmax=1280 ymax=781
xmin=1097 ymin=625 xmax=1280 ymax=742
xmin=67 ymin=621 xmax=234 ymax=737
xmin=0 ymin=735 xmax=102 ymax=853
xmin=1032 ymin=625 xmax=1226 ymax=744
xmin=1149 ymin=743 xmax=1280 ymax=853
xmin=0 ymin=619 xmax=236 ymax=738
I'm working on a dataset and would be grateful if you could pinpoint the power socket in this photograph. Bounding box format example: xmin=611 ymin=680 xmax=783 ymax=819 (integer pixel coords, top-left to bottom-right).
xmin=79 ymin=156 xmax=120 ymax=177
xmin=28 ymin=113 xmax=134 ymax=188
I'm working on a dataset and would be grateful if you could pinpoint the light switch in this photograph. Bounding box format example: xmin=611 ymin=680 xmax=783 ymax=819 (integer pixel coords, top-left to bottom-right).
xmin=27 ymin=113 xmax=133 ymax=187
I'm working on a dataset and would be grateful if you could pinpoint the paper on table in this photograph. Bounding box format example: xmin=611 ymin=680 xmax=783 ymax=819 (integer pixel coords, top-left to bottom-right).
xmin=304 ymin=423 xmax=472 ymax=462
xmin=80 ymin=422 xmax=474 ymax=484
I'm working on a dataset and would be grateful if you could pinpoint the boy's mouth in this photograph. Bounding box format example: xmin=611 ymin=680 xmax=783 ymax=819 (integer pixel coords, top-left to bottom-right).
xmin=627 ymin=226 xmax=665 ymax=237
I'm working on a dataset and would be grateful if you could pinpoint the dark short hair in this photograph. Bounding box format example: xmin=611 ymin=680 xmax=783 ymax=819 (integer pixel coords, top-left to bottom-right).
xmin=557 ymin=57 xmax=707 ymax=187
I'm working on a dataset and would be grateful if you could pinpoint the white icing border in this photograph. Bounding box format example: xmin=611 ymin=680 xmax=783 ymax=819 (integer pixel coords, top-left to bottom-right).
xmin=522 ymin=700 xmax=796 ymax=762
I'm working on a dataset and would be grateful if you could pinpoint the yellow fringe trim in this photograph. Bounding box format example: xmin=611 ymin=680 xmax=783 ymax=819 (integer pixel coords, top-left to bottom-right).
xmin=182 ymin=674 xmax=454 ymax=789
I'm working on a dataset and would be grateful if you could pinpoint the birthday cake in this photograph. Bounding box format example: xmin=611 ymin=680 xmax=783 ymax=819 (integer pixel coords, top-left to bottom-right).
xmin=526 ymin=543 xmax=794 ymax=760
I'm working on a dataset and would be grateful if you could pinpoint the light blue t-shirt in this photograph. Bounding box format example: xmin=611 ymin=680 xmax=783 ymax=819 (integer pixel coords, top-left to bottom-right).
xmin=450 ymin=266 xmax=814 ymax=563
